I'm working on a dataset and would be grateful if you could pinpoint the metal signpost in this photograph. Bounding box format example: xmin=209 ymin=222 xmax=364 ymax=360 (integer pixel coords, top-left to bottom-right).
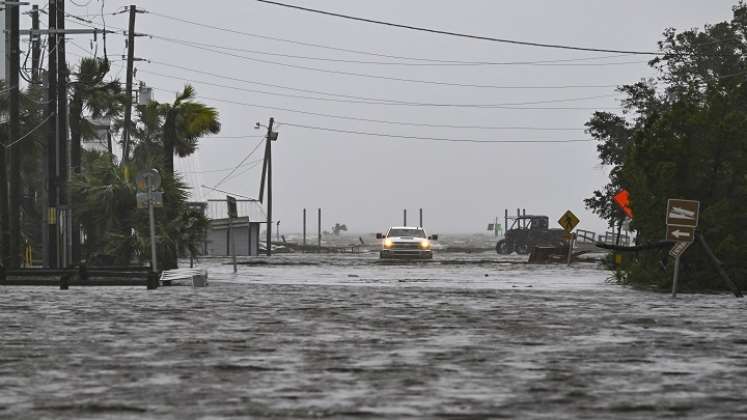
xmin=558 ymin=210 xmax=580 ymax=266
xmin=227 ymin=195 xmax=238 ymax=273
xmin=136 ymin=170 xmax=162 ymax=273
xmin=666 ymin=199 xmax=700 ymax=298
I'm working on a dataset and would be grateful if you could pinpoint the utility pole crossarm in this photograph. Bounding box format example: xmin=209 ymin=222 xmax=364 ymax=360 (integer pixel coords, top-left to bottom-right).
xmin=18 ymin=28 xmax=115 ymax=35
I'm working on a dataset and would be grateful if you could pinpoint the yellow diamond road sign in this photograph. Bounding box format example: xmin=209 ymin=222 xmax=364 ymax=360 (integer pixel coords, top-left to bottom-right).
xmin=558 ymin=210 xmax=580 ymax=233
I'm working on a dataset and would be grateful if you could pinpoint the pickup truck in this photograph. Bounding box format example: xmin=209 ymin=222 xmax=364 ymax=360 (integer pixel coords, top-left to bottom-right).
xmin=376 ymin=226 xmax=438 ymax=260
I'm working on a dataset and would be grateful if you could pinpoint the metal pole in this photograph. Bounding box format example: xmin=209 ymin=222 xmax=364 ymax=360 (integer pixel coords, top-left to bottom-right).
xmin=403 ymin=209 xmax=407 ymax=226
xmin=317 ymin=208 xmax=321 ymax=253
xmin=148 ymin=178 xmax=157 ymax=272
xmin=121 ymin=5 xmax=136 ymax=162
xmin=302 ymin=208 xmax=306 ymax=253
xmin=567 ymin=232 xmax=575 ymax=266
xmin=671 ymin=254 xmax=680 ymax=298
xmin=419 ymin=208 xmax=423 ymax=227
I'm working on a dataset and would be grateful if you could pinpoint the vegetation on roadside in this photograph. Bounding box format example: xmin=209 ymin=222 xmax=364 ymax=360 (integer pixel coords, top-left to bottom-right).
xmin=5 ymin=56 xmax=218 ymax=269
xmin=587 ymin=3 xmax=747 ymax=291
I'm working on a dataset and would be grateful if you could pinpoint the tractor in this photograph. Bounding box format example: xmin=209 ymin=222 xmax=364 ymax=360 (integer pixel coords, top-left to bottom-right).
xmin=495 ymin=215 xmax=567 ymax=255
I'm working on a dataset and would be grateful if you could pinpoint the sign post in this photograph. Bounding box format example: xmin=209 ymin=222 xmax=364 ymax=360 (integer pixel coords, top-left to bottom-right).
xmin=136 ymin=169 xmax=162 ymax=273
xmin=227 ymin=195 xmax=238 ymax=273
xmin=558 ymin=210 xmax=580 ymax=266
xmin=666 ymin=199 xmax=700 ymax=298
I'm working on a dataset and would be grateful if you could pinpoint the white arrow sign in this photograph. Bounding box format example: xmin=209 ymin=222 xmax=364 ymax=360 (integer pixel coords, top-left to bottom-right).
xmin=666 ymin=225 xmax=695 ymax=242
xmin=670 ymin=229 xmax=691 ymax=239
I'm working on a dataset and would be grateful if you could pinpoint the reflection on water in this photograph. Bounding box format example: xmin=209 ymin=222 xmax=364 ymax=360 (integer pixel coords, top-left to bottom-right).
xmin=1 ymin=254 xmax=746 ymax=419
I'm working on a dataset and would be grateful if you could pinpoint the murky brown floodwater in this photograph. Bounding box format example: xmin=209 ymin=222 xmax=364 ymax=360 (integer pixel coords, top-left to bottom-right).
xmin=2 ymin=254 xmax=746 ymax=419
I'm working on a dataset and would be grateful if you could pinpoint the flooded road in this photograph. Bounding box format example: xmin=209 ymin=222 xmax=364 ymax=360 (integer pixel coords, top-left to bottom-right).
xmin=2 ymin=253 xmax=746 ymax=419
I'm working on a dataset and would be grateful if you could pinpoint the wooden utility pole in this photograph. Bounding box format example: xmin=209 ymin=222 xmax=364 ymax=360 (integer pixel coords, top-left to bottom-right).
xmin=121 ymin=5 xmax=137 ymax=163
xmin=56 ymin=0 xmax=70 ymax=267
xmin=30 ymin=5 xmax=40 ymax=83
xmin=403 ymin=209 xmax=407 ymax=226
xmin=259 ymin=117 xmax=275 ymax=256
xmin=46 ymin=0 xmax=58 ymax=268
xmin=419 ymin=208 xmax=423 ymax=227
xmin=6 ymin=0 xmax=21 ymax=268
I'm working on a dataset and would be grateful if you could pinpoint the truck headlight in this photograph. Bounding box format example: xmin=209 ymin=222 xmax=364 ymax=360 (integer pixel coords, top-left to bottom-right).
xmin=420 ymin=240 xmax=431 ymax=249
xmin=384 ymin=239 xmax=394 ymax=248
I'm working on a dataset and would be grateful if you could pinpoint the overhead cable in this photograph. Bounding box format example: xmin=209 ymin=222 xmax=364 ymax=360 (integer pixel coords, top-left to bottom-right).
xmin=145 ymin=10 xmax=647 ymax=64
xmin=280 ymin=122 xmax=594 ymax=144
xmin=148 ymin=87 xmax=590 ymax=131
xmin=256 ymin=0 xmax=662 ymax=56
xmin=150 ymin=35 xmax=622 ymax=90
xmin=141 ymin=67 xmax=618 ymax=108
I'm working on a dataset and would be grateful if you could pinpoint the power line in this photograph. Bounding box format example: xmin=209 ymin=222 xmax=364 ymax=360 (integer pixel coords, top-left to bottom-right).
xmin=147 ymin=33 xmax=646 ymax=67
xmin=5 ymin=114 xmax=55 ymax=149
xmin=213 ymin=139 xmax=266 ymax=189
xmin=280 ymin=122 xmax=593 ymax=144
xmin=140 ymin=66 xmax=618 ymax=108
xmin=148 ymin=87 xmax=590 ymax=131
xmin=256 ymin=0 xmax=662 ymax=56
xmin=150 ymin=35 xmax=623 ymax=90
xmin=145 ymin=10 xmax=645 ymax=65
xmin=181 ymin=158 xmax=264 ymax=174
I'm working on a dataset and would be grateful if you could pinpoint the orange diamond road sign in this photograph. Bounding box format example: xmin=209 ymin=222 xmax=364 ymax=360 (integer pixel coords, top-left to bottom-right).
xmin=558 ymin=210 xmax=580 ymax=233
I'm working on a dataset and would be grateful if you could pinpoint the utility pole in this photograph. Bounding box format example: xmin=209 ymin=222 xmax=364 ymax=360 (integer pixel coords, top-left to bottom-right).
xmin=261 ymin=117 xmax=275 ymax=256
xmin=419 ymin=208 xmax=423 ymax=228
xmin=57 ymin=0 xmax=70 ymax=267
xmin=121 ymin=5 xmax=137 ymax=163
xmin=30 ymin=5 xmax=40 ymax=83
xmin=403 ymin=209 xmax=407 ymax=226
xmin=5 ymin=0 xmax=21 ymax=268
xmin=68 ymin=4 xmax=81 ymax=265
xmin=46 ymin=0 xmax=58 ymax=268
xmin=317 ymin=208 xmax=321 ymax=253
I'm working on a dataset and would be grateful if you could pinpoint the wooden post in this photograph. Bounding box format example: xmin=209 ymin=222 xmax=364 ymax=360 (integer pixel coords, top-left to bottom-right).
xmin=302 ymin=208 xmax=307 ymax=253
xmin=317 ymin=208 xmax=322 ymax=253
xmin=229 ymin=218 xmax=236 ymax=273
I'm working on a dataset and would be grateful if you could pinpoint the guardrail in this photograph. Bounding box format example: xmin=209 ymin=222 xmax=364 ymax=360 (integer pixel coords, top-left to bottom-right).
xmin=0 ymin=264 xmax=158 ymax=289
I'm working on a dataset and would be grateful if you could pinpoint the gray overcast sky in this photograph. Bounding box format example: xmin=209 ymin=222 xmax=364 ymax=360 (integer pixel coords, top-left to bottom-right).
xmin=48 ymin=0 xmax=737 ymax=233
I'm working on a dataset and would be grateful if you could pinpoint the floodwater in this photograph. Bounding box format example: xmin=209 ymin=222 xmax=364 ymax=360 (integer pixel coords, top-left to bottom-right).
xmin=2 ymin=252 xmax=746 ymax=419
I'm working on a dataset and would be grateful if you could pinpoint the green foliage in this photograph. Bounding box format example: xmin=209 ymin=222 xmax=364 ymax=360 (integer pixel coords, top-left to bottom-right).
xmin=587 ymin=3 xmax=747 ymax=291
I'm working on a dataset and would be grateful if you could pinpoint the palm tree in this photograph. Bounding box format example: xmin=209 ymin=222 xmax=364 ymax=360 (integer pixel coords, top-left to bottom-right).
xmin=162 ymin=85 xmax=221 ymax=176
xmin=69 ymin=57 xmax=123 ymax=263
xmin=69 ymin=57 xmax=123 ymax=161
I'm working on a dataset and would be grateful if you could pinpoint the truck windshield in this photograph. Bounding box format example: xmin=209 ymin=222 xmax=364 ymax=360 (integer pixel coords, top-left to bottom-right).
xmin=388 ymin=229 xmax=426 ymax=238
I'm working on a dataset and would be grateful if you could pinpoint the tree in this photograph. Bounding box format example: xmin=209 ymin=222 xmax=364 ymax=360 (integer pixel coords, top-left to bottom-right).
xmin=162 ymin=85 xmax=221 ymax=176
xmin=69 ymin=57 xmax=123 ymax=161
xmin=587 ymin=2 xmax=747 ymax=290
